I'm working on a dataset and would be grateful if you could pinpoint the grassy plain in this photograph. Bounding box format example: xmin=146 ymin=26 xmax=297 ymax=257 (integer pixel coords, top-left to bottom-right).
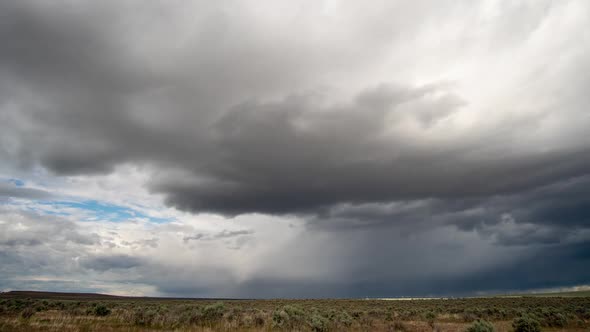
xmin=0 ymin=291 xmax=589 ymax=331
xmin=505 ymin=291 xmax=590 ymax=298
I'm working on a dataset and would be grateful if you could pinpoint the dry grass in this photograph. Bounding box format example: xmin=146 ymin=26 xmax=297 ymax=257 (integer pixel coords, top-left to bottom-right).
xmin=1 ymin=294 xmax=589 ymax=331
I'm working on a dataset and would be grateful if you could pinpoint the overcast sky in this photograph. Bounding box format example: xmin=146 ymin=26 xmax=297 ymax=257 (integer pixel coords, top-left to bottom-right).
xmin=1 ymin=0 xmax=589 ymax=298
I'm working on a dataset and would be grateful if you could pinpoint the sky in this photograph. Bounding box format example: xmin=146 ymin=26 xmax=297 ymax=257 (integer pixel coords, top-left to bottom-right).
xmin=0 ymin=0 xmax=589 ymax=298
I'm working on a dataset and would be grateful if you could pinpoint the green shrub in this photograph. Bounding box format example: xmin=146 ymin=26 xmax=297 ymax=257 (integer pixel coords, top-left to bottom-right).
xmin=272 ymin=305 xmax=306 ymax=329
xmin=512 ymin=315 xmax=541 ymax=332
xmin=201 ymin=302 xmax=225 ymax=323
xmin=253 ymin=314 xmax=265 ymax=327
xmin=133 ymin=309 xmax=157 ymax=326
xmin=424 ymin=310 xmax=436 ymax=327
xmin=466 ymin=319 xmax=494 ymax=332
xmin=351 ymin=310 xmax=364 ymax=319
xmin=545 ymin=312 xmax=567 ymax=327
xmin=463 ymin=311 xmax=480 ymax=322
xmin=94 ymin=305 xmax=111 ymax=316
xmin=337 ymin=311 xmax=353 ymax=327
xmin=424 ymin=310 xmax=436 ymax=320
xmin=224 ymin=307 xmax=240 ymax=323
xmin=179 ymin=309 xmax=202 ymax=325
xmin=20 ymin=307 xmax=35 ymax=319
xmin=308 ymin=312 xmax=329 ymax=332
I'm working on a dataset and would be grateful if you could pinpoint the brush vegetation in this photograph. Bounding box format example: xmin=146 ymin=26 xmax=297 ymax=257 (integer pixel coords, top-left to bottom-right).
xmin=0 ymin=292 xmax=589 ymax=331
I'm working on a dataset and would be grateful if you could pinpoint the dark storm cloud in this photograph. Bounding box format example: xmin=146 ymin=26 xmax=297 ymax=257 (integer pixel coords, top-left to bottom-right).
xmin=2 ymin=1 xmax=590 ymax=217
xmin=459 ymin=175 xmax=590 ymax=246
xmin=309 ymin=174 xmax=590 ymax=247
xmin=0 ymin=238 xmax=42 ymax=247
xmin=442 ymin=242 xmax=590 ymax=295
xmin=154 ymin=89 xmax=590 ymax=216
xmin=149 ymin=228 xmax=590 ymax=299
xmin=183 ymin=229 xmax=254 ymax=243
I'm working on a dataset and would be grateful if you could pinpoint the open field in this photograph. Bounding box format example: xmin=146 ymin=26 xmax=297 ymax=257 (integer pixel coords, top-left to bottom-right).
xmin=504 ymin=291 xmax=590 ymax=298
xmin=1 ymin=291 xmax=589 ymax=331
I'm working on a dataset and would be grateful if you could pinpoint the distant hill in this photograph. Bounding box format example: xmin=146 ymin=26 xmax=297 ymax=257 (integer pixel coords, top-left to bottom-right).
xmin=0 ymin=290 xmax=242 ymax=301
xmin=0 ymin=290 xmax=125 ymax=300
xmin=3 ymin=289 xmax=589 ymax=301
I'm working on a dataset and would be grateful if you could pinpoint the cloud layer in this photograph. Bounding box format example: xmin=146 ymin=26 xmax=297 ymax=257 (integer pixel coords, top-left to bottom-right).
xmin=1 ymin=0 xmax=589 ymax=297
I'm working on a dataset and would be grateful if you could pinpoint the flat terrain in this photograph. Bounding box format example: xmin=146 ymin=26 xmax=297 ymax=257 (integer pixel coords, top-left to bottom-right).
xmin=1 ymin=291 xmax=589 ymax=331
xmin=508 ymin=291 xmax=590 ymax=298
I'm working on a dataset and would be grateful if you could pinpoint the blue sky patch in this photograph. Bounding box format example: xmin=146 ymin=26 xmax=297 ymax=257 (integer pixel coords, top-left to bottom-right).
xmin=32 ymin=200 xmax=172 ymax=223
xmin=10 ymin=178 xmax=25 ymax=187
xmin=1 ymin=178 xmax=25 ymax=187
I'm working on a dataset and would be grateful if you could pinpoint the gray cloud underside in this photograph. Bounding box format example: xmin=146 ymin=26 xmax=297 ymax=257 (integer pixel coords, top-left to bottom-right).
xmin=2 ymin=1 xmax=589 ymax=216
xmin=0 ymin=182 xmax=53 ymax=200
xmin=183 ymin=229 xmax=254 ymax=243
